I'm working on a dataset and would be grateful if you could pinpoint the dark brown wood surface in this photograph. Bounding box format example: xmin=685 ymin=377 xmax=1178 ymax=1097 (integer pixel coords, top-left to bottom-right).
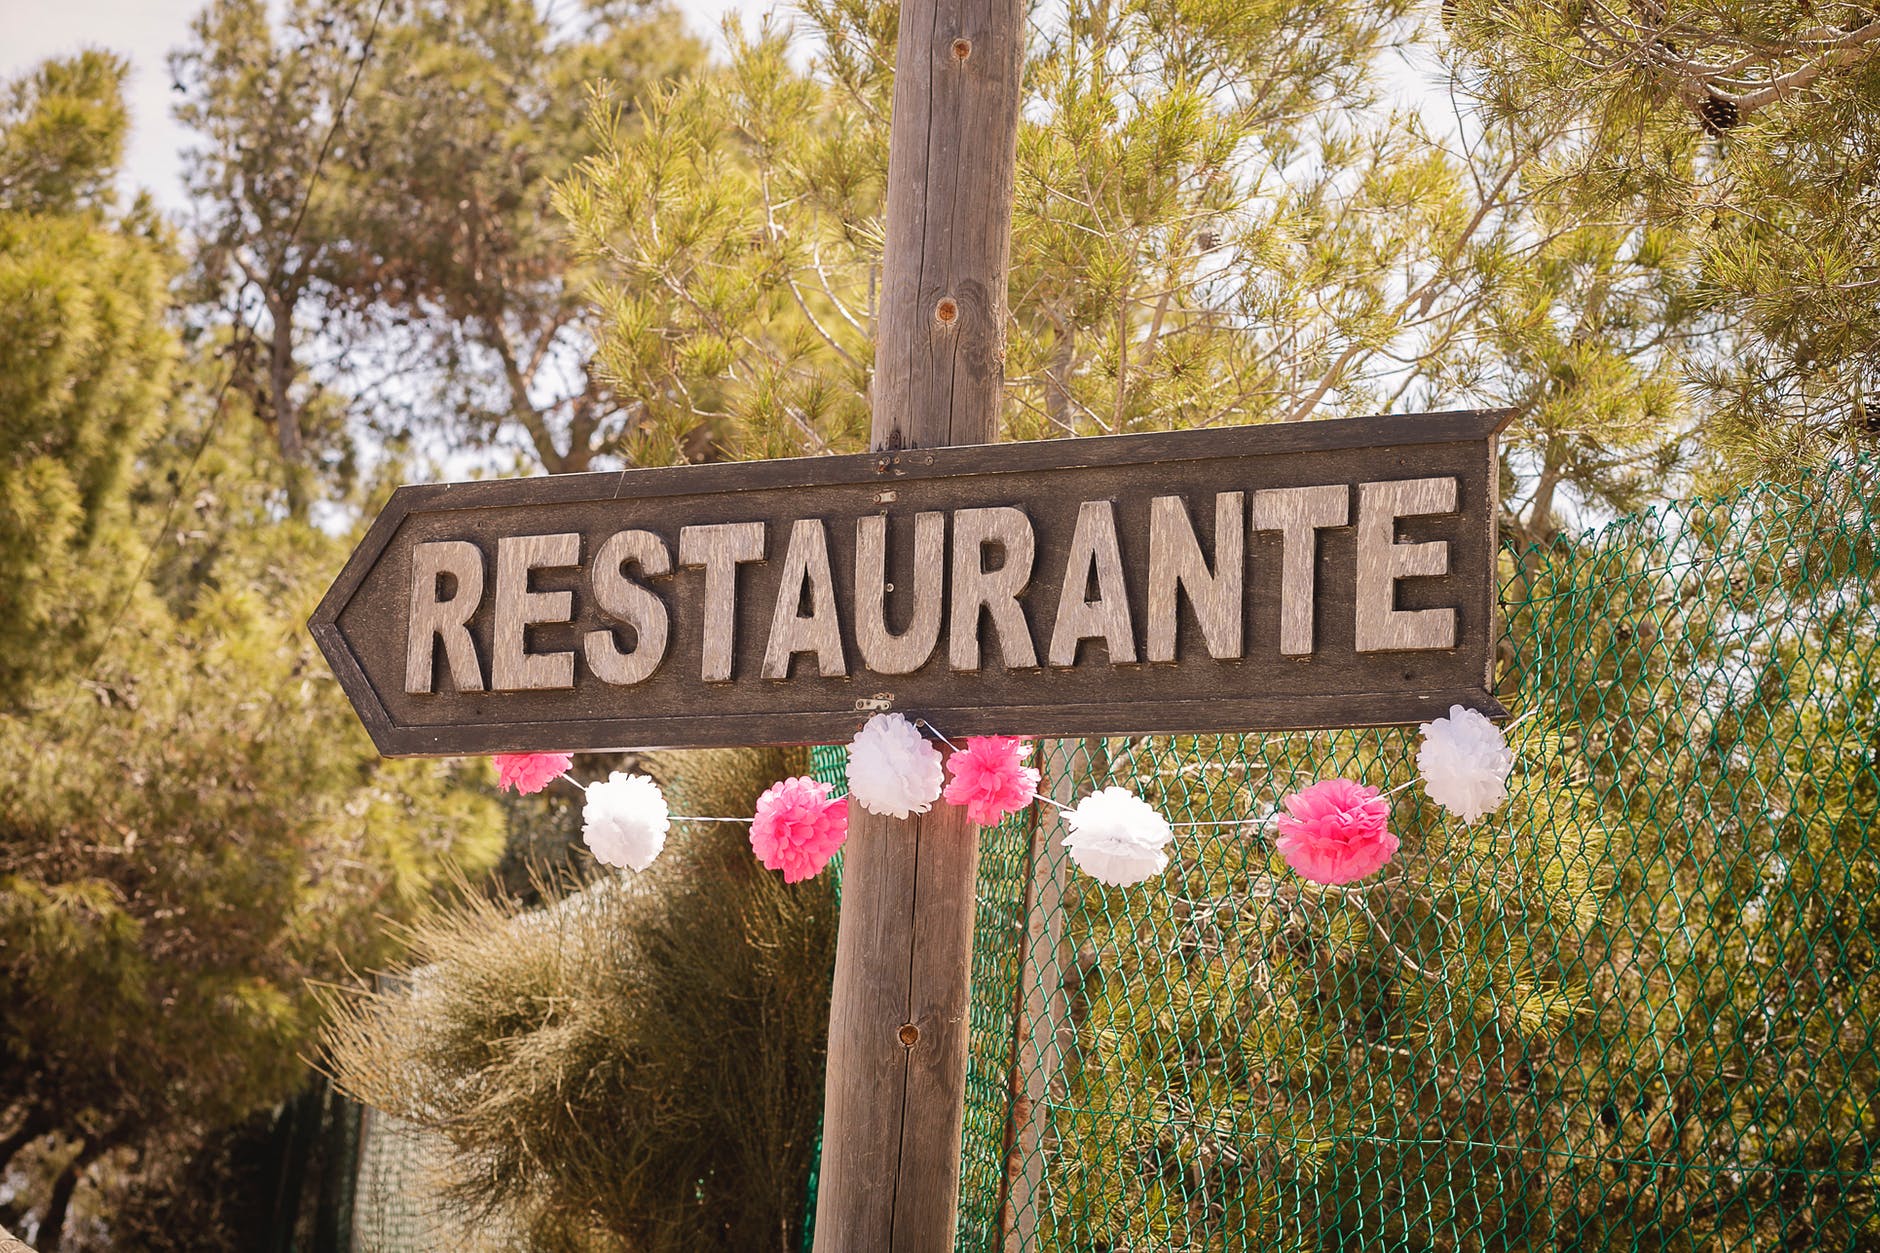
xmin=813 ymin=1 xmax=1024 ymax=1249
xmin=310 ymin=410 xmax=1512 ymax=758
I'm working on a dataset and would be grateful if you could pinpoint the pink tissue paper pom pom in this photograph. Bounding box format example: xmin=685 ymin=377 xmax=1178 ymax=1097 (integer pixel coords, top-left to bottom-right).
xmin=943 ymin=736 xmax=1041 ymax=826
xmin=1274 ymin=777 xmax=1399 ymax=886
xmin=750 ymin=776 xmax=849 ymax=883
xmin=494 ymin=752 xmax=573 ymax=795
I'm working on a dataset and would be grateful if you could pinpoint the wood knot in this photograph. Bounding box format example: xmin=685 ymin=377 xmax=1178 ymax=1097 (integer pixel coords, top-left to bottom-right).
xmin=934 ymin=297 xmax=959 ymax=326
xmin=898 ymin=1023 xmax=921 ymax=1047
xmin=951 ymin=37 xmax=972 ymax=61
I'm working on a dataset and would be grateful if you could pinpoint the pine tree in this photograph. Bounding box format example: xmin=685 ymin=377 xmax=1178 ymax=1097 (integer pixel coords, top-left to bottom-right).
xmin=0 ymin=55 xmax=505 ymax=1248
xmin=171 ymin=0 xmax=708 ymax=501
xmin=1446 ymin=0 xmax=1880 ymax=478
xmin=557 ymin=0 xmax=1702 ymax=541
xmin=0 ymin=52 xmax=176 ymax=709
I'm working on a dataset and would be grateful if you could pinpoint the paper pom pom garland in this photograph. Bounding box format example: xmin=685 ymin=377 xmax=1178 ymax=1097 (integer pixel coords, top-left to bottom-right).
xmin=751 ymin=776 xmax=849 ymax=883
xmin=485 ymin=711 xmax=1523 ymax=890
xmin=943 ymin=736 xmax=1041 ymax=826
xmin=581 ymin=771 xmax=671 ymax=871
xmin=1061 ymin=787 xmax=1174 ymax=886
xmin=1417 ymin=704 xmax=1514 ymax=824
xmin=1274 ymin=777 xmax=1399 ymax=885
xmin=494 ymin=752 xmax=573 ymax=795
xmin=846 ymin=713 xmax=945 ymax=819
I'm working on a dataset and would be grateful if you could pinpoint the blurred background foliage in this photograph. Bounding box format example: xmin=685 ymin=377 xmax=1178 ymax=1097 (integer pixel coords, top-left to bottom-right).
xmin=0 ymin=0 xmax=1875 ymax=1246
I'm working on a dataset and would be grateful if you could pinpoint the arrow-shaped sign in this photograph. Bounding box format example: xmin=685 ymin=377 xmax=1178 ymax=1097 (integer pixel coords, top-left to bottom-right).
xmin=311 ymin=410 xmax=1511 ymax=757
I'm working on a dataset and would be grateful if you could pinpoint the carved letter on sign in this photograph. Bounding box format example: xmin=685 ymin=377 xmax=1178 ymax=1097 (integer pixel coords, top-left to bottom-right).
xmin=585 ymin=529 xmax=671 ymax=686
xmin=1251 ymin=484 xmax=1350 ymax=657
xmin=1355 ymin=477 xmax=1459 ymax=653
xmin=405 ymin=540 xmax=485 ymax=695
xmin=491 ymin=533 xmax=579 ymax=692
xmin=855 ymin=511 xmax=945 ymax=676
xmin=1048 ymin=500 xmax=1136 ymax=667
xmin=1146 ymin=493 xmax=1242 ymax=663
xmin=312 ymin=410 xmax=1511 ymax=755
xmin=950 ymin=506 xmax=1038 ymax=672
xmin=764 ymin=518 xmax=848 ymax=680
xmin=678 ymin=521 xmax=766 ymax=683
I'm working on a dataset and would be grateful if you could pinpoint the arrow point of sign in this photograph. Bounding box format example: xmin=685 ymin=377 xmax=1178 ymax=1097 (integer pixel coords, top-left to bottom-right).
xmin=309 ymin=488 xmax=423 ymax=757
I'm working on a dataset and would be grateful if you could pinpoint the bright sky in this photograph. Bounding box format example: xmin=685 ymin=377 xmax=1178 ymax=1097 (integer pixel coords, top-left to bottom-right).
xmin=0 ymin=0 xmax=769 ymax=210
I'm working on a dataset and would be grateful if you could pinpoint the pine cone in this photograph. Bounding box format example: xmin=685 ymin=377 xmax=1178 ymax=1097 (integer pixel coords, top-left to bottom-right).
xmin=1855 ymin=397 xmax=1879 ymax=439
xmin=1697 ymin=93 xmax=1740 ymax=135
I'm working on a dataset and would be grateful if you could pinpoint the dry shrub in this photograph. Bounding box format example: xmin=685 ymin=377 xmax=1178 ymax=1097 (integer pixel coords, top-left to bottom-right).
xmin=322 ymin=747 xmax=836 ymax=1251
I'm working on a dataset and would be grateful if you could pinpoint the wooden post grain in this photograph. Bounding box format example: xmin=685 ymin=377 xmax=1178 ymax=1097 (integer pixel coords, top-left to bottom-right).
xmin=999 ymin=738 xmax=1099 ymax=1250
xmin=813 ymin=1 xmax=1026 ymax=1249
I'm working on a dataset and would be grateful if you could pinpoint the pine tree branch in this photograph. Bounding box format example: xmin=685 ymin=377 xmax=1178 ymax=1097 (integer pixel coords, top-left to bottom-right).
xmin=1581 ymin=3 xmax=1880 ymax=107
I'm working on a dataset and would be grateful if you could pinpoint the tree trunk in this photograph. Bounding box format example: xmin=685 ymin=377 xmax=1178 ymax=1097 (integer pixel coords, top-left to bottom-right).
xmin=35 ymin=1133 xmax=113 ymax=1253
xmin=1043 ymin=313 xmax=1075 ymax=435
xmin=0 ymin=1109 xmax=50 ymax=1176
xmin=268 ymin=292 xmax=308 ymax=517
xmin=1527 ymin=462 xmax=1560 ymax=546
xmin=812 ymin=2 xmax=1026 ymax=1250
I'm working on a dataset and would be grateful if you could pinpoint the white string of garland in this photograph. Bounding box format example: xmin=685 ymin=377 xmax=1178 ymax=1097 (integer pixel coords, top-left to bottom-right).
xmin=492 ymin=707 xmax=1524 ymax=890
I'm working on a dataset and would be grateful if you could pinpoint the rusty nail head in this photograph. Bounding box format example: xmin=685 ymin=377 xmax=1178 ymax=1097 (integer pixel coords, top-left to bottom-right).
xmin=951 ymin=37 xmax=972 ymax=61
xmin=898 ymin=1023 xmax=920 ymax=1047
xmin=935 ymin=297 xmax=959 ymax=325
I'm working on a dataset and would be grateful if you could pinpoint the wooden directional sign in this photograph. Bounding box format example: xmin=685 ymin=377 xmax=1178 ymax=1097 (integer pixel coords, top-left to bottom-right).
xmin=309 ymin=409 xmax=1511 ymax=757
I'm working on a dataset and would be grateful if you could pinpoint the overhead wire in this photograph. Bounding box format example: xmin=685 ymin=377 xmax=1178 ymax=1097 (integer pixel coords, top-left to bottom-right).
xmin=57 ymin=0 xmax=393 ymax=715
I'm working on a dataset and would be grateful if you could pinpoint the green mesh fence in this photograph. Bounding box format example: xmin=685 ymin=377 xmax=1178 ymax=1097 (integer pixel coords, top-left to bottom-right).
xmin=808 ymin=457 xmax=1880 ymax=1250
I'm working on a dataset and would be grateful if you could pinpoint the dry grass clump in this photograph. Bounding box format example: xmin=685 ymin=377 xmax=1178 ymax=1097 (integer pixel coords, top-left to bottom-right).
xmin=322 ymin=748 xmax=836 ymax=1252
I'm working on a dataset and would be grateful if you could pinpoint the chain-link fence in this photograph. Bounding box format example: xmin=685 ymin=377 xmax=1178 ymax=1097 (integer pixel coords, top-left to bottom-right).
xmin=814 ymin=457 xmax=1880 ymax=1251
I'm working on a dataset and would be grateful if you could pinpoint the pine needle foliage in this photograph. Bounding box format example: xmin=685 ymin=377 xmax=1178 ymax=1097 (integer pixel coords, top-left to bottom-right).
xmin=172 ymin=0 xmax=708 ymax=487
xmin=0 ymin=52 xmax=176 ymax=708
xmin=0 ymin=52 xmax=505 ymax=1246
xmin=1447 ymin=0 xmax=1880 ymax=481
xmin=557 ymin=0 xmax=1703 ymax=547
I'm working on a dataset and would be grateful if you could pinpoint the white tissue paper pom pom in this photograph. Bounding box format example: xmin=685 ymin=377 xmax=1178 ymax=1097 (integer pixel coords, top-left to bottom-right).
xmin=845 ymin=713 xmax=944 ymax=819
xmin=582 ymin=772 xmax=670 ymax=871
xmin=1062 ymin=786 xmax=1174 ymax=886
xmin=1417 ymin=704 xmax=1515 ymax=824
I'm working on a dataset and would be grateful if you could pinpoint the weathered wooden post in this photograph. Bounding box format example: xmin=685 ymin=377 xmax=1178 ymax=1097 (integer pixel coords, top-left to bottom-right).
xmin=813 ymin=1 xmax=1026 ymax=1248
xmin=996 ymin=738 xmax=1099 ymax=1250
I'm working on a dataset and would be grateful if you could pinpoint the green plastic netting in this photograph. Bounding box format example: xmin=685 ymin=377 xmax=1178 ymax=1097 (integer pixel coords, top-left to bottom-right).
xmin=810 ymin=458 xmax=1880 ymax=1251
